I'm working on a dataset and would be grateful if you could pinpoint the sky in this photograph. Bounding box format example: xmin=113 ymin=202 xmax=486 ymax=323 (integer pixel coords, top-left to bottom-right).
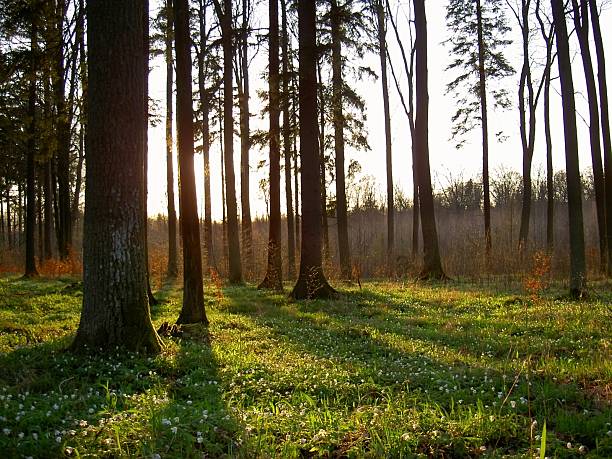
xmin=145 ymin=0 xmax=612 ymax=221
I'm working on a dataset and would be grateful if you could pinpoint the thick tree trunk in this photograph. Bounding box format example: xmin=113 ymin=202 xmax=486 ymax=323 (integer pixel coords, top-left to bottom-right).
xmin=281 ymin=0 xmax=295 ymax=279
xmin=239 ymin=0 xmax=254 ymax=278
xmin=331 ymin=0 xmax=351 ymax=279
xmin=166 ymin=0 xmax=178 ymax=278
xmin=476 ymin=0 xmax=492 ymax=262
xmin=24 ymin=17 xmax=39 ymax=278
xmin=259 ymin=0 xmax=283 ymax=291
xmin=290 ymin=0 xmax=336 ymax=300
xmin=377 ymin=0 xmax=394 ymax=263
xmin=413 ymin=0 xmax=445 ymax=280
xmin=72 ymin=0 xmax=162 ymax=353
xmin=216 ymin=0 xmax=243 ymax=284
xmin=589 ymin=0 xmax=612 ymax=276
xmin=174 ymin=0 xmax=208 ymax=324
xmin=551 ymin=0 xmax=586 ymax=298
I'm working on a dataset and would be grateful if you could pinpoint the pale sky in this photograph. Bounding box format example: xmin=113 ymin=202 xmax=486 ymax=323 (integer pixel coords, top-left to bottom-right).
xmin=146 ymin=0 xmax=612 ymax=221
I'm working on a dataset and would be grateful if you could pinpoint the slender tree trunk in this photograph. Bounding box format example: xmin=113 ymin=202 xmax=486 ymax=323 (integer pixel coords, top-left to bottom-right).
xmin=197 ymin=0 xmax=214 ymax=273
xmin=165 ymin=0 xmax=178 ymax=278
xmin=281 ymin=0 xmax=296 ymax=279
xmin=71 ymin=0 xmax=86 ymax=227
xmin=215 ymin=0 xmax=243 ymax=283
xmin=72 ymin=0 xmax=162 ymax=353
xmin=551 ymin=0 xmax=586 ymax=298
xmin=54 ymin=0 xmax=72 ymax=259
xmin=220 ymin=99 xmax=228 ymax=273
xmin=6 ymin=185 xmax=12 ymax=249
xmin=37 ymin=177 xmax=43 ymax=262
xmin=573 ymin=0 xmax=607 ymax=273
xmin=43 ymin=161 xmax=53 ymax=259
xmin=413 ymin=0 xmax=445 ymax=280
xmin=476 ymin=0 xmax=492 ymax=262
xmin=290 ymin=0 xmax=336 ymax=299
xmin=240 ymin=0 xmax=254 ymax=278
xmin=377 ymin=0 xmax=394 ymax=263
xmin=331 ymin=0 xmax=351 ymax=279
xmin=259 ymin=0 xmax=283 ymax=290
xmin=0 ymin=182 xmax=4 ymax=246
xmin=294 ymin=135 xmax=300 ymax=252
xmin=589 ymin=0 xmax=612 ymax=276
xmin=24 ymin=16 xmax=39 ymax=278
xmin=317 ymin=60 xmax=330 ymax=264
xmin=174 ymin=0 xmax=208 ymax=324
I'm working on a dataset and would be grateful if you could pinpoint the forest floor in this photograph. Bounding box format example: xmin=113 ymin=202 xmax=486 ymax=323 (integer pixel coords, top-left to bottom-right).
xmin=0 ymin=275 xmax=611 ymax=458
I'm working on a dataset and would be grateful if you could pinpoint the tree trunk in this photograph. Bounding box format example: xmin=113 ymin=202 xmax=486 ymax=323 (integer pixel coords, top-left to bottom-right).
xmin=43 ymin=161 xmax=53 ymax=259
xmin=377 ymin=0 xmax=394 ymax=263
xmin=331 ymin=0 xmax=351 ymax=279
xmin=589 ymin=0 xmax=612 ymax=276
xmin=573 ymin=0 xmax=607 ymax=273
xmin=166 ymin=0 xmax=178 ymax=278
xmin=72 ymin=0 xmax=162 ymax=353
xmin=24 ymin=16 xmax=39 ymax=278
xmin=259 ymin=0 xmax=283 ymax=291
xmin=197 ymin=0 xmax=214 ymax=273
xmin=290 ymin=0 xmax=336 ymax=300
xmin=476 ymin=0 xmax=492 ymax=262
xmin=239 ymin=0 xmax=254 ymax=278
xmin=71 ymin=0 xmax=86 ymax=227
xmin=281 ymin=0 xmax=296 ymax=279
xmin=551 ymin=0 xmax=586 ymax=298
xmin=54 ymin=0 xmax=72 ymax=259
xmin=174 ymin=0 xmax=208 ymax=324
xmin=216 ymin=0 xmax=243 ymax=284
xmin=413 ymin=0 xmax=445 ymax=280
xmin=317 ymin=60 xmax=330 ymax=264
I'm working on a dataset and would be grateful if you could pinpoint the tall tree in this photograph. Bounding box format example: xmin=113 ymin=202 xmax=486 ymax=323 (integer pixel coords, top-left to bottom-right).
xmin=445 ymin=0 xmax=514 ymax=261
xmin=214 ymin=0 xmax=243 ymax=284
xmin=572 ymin=0 xmax=607 ymax=273
xmin=165 ymin=0 xmax=178 ymax=278
xmin=550 ymin=0 xmax=586 ymax=298
xmin=24 ymin=8 xmax=39 ymax=278
xmin=281 ymin=0 xmax=296 ymax=279
xmin=259 ymin=0 xmax=283 ymax=291
xmin=375 ymin=0 xmax=394 ymax=262
xmin=413 ymin=0 xmax=445 ymax=280
xmin=72 ymin=0 xmax=162 ymax=353
xmin=589 ymin=0 xmax=612 ymax=276
xmin=330 ymin=0 xmax=351 ymax=279
xmin=290 ymin=0 xmax=336 ymax=299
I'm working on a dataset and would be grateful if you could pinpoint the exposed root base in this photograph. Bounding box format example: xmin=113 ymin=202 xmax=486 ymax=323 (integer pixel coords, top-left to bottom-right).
xmin=289 ymin=276 xmax=338 ymax=300
xmin=416 ymin=269 xmax=451 ymax=282
xmin=258 ymin=276 xmax=284 ymax=292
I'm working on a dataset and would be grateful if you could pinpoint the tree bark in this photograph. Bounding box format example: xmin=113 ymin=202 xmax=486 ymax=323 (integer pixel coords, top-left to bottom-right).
xmin=259 ymin=0 xmax=283 ymax=291
xmin=290 ymin=0 xmax=336 ymax=300
xmin=413 ymin=0 xmax=445 ymax=280
xmin=281 ymin=0 xmax=296 ymax=279
xmin=317 ymin=60 xmax=330 ymax=264
xmin=165 ymin=0 xmax=178 ymax=278
xmin=72 ymin=0 xmax=162 ymax=353
xmin=551 ymin=0 xmax=586 ymax=298
xmin=476 ymin=0 xmax=492 ymax=262
xmin=214 ymin=0 xmax=243 ymax=284
xmin=589 ymin=0 xmax=612 ymax=276
xmin=174 ymin=0 xmax=208 ymax=324
xmin=573 ymin=0 xmax=607 ymax=273
xmin=331 ymin=0 xmax=351 ymax=279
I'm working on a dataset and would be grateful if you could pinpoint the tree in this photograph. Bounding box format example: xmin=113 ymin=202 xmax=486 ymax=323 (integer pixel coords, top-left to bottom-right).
xmin=259 ymin=0 xmax=283 ymax=291
xmin=164 ymin=0 xmax=178 ymax=278
xmin=572 ymin=0 xmax=607 ymax=273
xmin=550 ymin=0 xmax=586 ymax=298
xmin=589 ymin=0 xmax=612 ymax=276
xmin=174 ymin=0 xmax=208 ymax=324
xmin=374 ymin=0 xmax=394 ymax=262
xmin=413 ymin=0 xmax=445 ymax=280
xmin=72 ymin=0 xmax=162 ymax=353
xmin=445 ymin=0 xmax=514 ymax=261
xmin=214 ymin=0 xmax=243 ymax=284
xmin=290 ymin=0 xmax=336 ymax=300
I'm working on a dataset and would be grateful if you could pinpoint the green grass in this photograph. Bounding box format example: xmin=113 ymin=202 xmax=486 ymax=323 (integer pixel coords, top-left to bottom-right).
xmin=0 ymin=275 xmax=611 ymax=457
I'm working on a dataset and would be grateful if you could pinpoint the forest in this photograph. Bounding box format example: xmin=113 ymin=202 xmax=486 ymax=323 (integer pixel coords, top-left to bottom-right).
xmin=0 ymin=0 xmax=611 ymax=457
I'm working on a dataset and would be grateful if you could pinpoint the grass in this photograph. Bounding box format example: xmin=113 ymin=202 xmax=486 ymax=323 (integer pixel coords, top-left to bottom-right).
xmin=0 ymin=275 xmax=611 ymax=458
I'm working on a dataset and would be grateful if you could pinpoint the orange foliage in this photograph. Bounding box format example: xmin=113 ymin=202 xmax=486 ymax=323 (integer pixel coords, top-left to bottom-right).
xmin=522 ymin=250 xmax=552 ymax=299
